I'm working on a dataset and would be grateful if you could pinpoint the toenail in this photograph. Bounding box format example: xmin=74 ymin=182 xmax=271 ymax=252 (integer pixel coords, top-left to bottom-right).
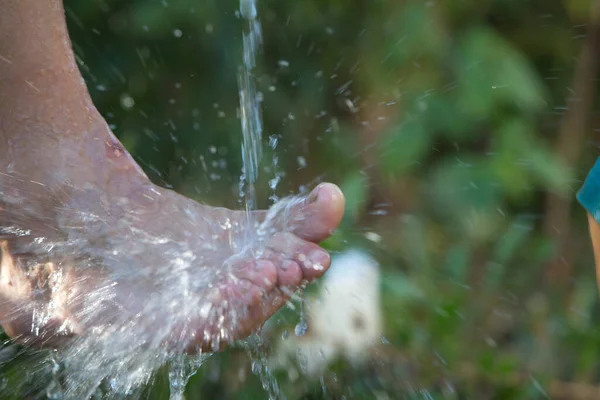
xmin=281 ymin=260 xmax=294 ymax=271
xmin=256 ymin=260 xmax=271 ymax=270
xmin=307 ymin=185 xmax=321 ymax=204
xmin=309 ymin=249 xmax=329 ymax=267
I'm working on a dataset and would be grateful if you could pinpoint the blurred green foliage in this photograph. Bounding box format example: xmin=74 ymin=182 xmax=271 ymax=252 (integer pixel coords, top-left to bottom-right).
xmin=2 ymin=0 xmax=600 ymax=398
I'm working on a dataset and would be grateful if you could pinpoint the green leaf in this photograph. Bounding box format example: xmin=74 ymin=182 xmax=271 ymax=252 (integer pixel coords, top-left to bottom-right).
xmin=456 ymin=27 xmax=546 ymax=118
xmin=492 ymin=118 xmax=571 ymax=195
xmin=423 ymin=93 xmax=473 ymax=139
xmin=492 ymin=219 xmax=532 ymax=265
xmin=381 ymin=118 xmax=431 ymax=175
xmin=444 ymin=242 xmax=471 ymax=282
xmin=381 ymin=271 xmax=424 ymax=301
xmin=400 ymin=214 xmax=431 ymax=272
xmin=339 ymin=171 xmax=368 ymax=225
xmin=426 ymin=156 xmax=500 ymax=220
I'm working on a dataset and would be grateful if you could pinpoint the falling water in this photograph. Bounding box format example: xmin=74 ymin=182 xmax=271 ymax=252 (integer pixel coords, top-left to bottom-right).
xmin=168 ymin=354 xmax=209 ymax=400
xmin=174 ymin=3 xmax=267 ymax=394
xmin=238 ymin=3 xmax=311 ymax=389
xmin=238 ymin=5 xmax=286 ymax=397
xmin=168 ymin=6 xmax=267 ymax=397
xmin=238 ymin=0 xmax=264 ymax=216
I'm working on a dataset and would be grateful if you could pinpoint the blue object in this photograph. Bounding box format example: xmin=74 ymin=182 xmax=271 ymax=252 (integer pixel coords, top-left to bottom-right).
xmin=578 ymin=157 xmax=600 ymax=221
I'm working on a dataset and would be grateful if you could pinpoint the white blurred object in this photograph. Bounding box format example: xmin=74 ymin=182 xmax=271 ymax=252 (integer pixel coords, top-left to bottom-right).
xmin=272 ymin=249 xmax=382 ymax=377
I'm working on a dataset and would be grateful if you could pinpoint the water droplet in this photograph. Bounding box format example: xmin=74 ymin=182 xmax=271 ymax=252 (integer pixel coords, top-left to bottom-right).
xmin=46 ymin=380 xmax=64 ymax=399
xmin=364 ymin=232 xmax=382 ymax=243
xmin=344 ymin=98 xmax=357 ymax=113
xmin=294 ymin=320 xmax=308 ymax=337
xmin=120 ymin=94 xmax=135 ymax=109
xmin=173 ymin=29 xmax=183 ymax=38
xmin=269 ymin=176 xmax=281 ymax=190
xmin=296 ymin=156 xmax=307 ymax=169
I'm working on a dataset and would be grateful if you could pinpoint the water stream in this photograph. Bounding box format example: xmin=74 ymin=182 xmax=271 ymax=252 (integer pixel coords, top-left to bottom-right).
xmin=167 ymin=1 xmax=268 ymax=397
xmin=238 ymin=0 xmax=263 ymax=218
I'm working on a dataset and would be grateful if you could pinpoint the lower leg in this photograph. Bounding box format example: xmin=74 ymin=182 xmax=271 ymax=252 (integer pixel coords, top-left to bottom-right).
xmin=0 ymin=0 xmax=147 ymax=189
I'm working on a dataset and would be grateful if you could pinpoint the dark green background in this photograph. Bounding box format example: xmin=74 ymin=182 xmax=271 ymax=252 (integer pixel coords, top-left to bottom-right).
xmin=2 ymin=0 xmax=600 ymax=398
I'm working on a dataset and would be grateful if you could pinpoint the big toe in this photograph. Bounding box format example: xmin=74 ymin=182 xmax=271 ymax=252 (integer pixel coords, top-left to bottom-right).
xmin=291 ymin=183 xmax=345 ymax=243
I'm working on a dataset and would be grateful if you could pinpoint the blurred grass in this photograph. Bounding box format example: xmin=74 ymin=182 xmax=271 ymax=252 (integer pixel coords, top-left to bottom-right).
xmin=2 ymin=0 xmax=600 ymax=398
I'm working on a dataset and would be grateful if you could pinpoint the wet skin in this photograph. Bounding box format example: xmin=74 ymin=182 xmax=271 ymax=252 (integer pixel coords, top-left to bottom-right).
xmin=0 ymin=0 xmax=345 ymax=352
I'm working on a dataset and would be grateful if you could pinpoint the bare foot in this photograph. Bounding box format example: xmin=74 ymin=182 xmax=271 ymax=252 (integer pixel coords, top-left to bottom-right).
xmin=0 ymin=0 xmax=345 ymax=356
xmin=0 ymin=4 xmax=344 ymax=394
xmin=0 ymin=116 xmax=345 ymax=353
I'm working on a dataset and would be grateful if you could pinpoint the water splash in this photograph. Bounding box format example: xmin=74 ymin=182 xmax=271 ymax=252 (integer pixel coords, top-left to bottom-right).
xmin=0 ymin=1 xmax=319 ymax=398
xmin=168 ymin=353 xmax=209 ymax=400
xmin=294 ymin=285 xmax=309 ymax=338
xmin=245 ymin=334 xmax=283 ymax=400
xmin=0 ymin=173 xmax=315 ymax=399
